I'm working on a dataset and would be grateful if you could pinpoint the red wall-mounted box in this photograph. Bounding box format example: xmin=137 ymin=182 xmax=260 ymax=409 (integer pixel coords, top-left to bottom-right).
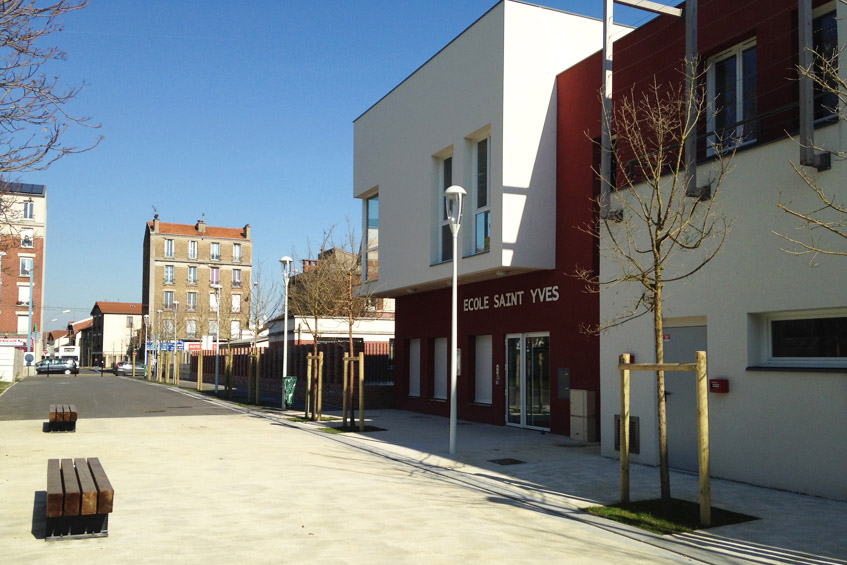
xmin=709 ymin=378 xmax=729 ymax=393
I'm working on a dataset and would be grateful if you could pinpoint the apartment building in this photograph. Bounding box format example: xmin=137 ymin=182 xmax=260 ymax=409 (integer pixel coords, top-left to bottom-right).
xmin=90 ymin=301 xmax=143 ymax=368
xmin=0 ymin=182 xmax=47 ymax=378
xmin=142 ymin=215 xmax=252 ymax=352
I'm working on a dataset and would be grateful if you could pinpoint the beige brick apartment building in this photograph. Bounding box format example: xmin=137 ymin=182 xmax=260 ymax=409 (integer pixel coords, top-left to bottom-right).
xmin=142 ymin=215 xmax=252 ymax=352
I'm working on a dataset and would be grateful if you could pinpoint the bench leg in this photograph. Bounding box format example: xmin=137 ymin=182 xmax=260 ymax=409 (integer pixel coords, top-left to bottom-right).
xmin=46 ymin=513 xmax=108 ymax=541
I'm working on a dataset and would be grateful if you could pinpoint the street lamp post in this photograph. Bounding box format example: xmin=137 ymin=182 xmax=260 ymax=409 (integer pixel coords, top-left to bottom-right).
xmin=143 ymin=314 xmax=149 ymax=367
xmin=172 ymin=301 xmax=179 ymax=384
xmin=445 ymin=185 xmax=466 ymax=455
xmin=211 ymin=283 xmax=222 ymax=394
xmin=157 ymin=309 xmax=162 ymax=382
xmin=27 ymin=259 xmax=34 ymax=354
xmin=279 ymin=256 xmax=293 ymax=409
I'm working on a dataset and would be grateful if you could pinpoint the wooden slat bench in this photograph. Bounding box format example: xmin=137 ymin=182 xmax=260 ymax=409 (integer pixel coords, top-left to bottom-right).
xmin=46 ymin=458 xmax=114 ymax=540
xmin=48 ymin=404 xmax=77 ymax=432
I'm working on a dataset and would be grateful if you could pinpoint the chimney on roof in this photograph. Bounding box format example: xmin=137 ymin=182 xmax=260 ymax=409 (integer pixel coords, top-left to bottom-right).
xmin=153 ymin=214 xmax=160 ymax=232
xmin=244 ymin=224 xmax=251 ymax=239
xmin=196 ymin=214 xmax=206 ymax=234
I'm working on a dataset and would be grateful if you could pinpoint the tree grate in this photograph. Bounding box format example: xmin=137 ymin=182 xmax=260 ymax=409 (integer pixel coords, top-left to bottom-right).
xmin=488 ymin=458 xmax=526 ymax=466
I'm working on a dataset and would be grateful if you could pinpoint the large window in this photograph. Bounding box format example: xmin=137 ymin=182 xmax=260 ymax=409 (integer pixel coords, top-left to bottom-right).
xmin=233 ymin=243 xmax=242 ymax=262
xmin=433 ymin=337 xmax=448 ymax=400
xmin=21 ymin=228 xmax=33 ymax=248
xmin=186 ymin=319 xmax=197 ymax=338
xmin=209 ymin=320 xmax=219 ymax=338
xmin=474 ymin=138 xmax=490 ymax=254
xmin=439 ymin=156 xmax=453 ymax=262
xmin=163 ymin=291 xmax=174 ymax=309
xmin=232 ymin=269 xmax=241 ymax=287
xmin=474 ymin=335 xmax=493 ymax=404
xmin=17 ymin=285 xmax=30 ymax=306
xmin=813 ymin=7 xmax=838 ymax=120
xmin=164 ymin=239 xmax=174 ymax=258
xmin=231 ymin=294 xmax=241 ymax=313
xmin=707 ymin=39 xmax=757 ymax=150
xmin=164 ymin=265 xmax=174 ymax=284
xmin=188 ymin=266 xmax=197 ymax=284
xmin=210 ymin=292 xmax=219 ymax=312
xmin=408 ymin=339 xmax=421 ymax=397
xmin=23 ymin=200 xmax=34 ymax=219
xmin=230 ymin=320 xmax=241 ymax=339
xmin=210 ymin=267 xmax=220 ymax=285
xmin=188 ymin=240 xmax=198 ymax=259
xmin=210 ymin=242 xmax=221 ymax=261
xmin=753 ymin=309 xmax=847 ymax=368
xmin=19 ymin=257 xmax=32 ymax=276
xmin=186 ymin=291 xmax=197 ymax=311
xmin=365 ymin=194 xmax=379 ymax=281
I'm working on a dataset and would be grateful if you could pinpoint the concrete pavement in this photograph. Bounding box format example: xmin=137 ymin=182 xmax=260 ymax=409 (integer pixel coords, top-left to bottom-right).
xmin=0 ymin=374 xmax=844 ymax=564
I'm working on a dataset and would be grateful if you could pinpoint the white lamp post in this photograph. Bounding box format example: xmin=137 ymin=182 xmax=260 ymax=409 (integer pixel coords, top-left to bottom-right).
xmin=143 ymin=314 xmax=149 ymax=366
xmin=157 ymin=309 xmax=162 ymax=381
xmin=211 ymin=283 xmax=222 ymax=393
xmin=445 ymin=184 xmax=466 ymax=455
xmin=172 ymin=300 xmax=179 ymax=383
xmin=279 ymin=256 xmax=293 ymax=409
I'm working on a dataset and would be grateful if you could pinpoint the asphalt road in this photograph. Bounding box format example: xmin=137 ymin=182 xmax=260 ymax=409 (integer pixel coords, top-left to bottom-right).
xmin=0 ymin=373 xmax=234 ymax=421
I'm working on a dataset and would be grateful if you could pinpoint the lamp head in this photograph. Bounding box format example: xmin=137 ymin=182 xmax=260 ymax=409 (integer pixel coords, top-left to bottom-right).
xmin=445 ymin=185 xmax=466 ymax=229
xmin=280 ymin=256 xmax=293 ymax=277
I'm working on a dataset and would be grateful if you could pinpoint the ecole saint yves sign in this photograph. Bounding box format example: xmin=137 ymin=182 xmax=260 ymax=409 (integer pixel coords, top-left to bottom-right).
xmin=462 ymin=285 xmax=560 ymax=312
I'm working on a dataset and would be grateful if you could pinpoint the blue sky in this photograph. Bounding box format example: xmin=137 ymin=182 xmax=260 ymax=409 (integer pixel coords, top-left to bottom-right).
xmin=33 ymin=0 xmax=662 ymax=332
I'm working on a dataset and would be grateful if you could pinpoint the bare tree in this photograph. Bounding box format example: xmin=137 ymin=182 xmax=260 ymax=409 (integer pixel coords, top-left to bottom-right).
xmin=0 ymin=1 xmax=100 ymax=181
xmin=288 ymin=230 xmax=342 ymax=419
xmin=776 ymin=5 xmax=847 ymax=262
xmin=244 ymin=263 xmax=280 ymax=404
xmin=578 ymin=63 xmax=734 ymax=513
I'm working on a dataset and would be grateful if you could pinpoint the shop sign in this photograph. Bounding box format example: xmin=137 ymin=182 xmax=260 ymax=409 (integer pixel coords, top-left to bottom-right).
xmin=463 ymin=285 xmax=560 ymax=312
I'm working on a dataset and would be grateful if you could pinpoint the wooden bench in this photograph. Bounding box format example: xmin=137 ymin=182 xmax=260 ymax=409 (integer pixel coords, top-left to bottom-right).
xmin=48 ymin=404 xmax=77 ymax=432
xmin=46 ymin=458 xmax=114 ymax=540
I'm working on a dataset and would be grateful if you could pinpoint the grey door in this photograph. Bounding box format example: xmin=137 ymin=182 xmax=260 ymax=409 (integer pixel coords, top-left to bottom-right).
xmin=663 ymin=325 xmax=707 ymax=472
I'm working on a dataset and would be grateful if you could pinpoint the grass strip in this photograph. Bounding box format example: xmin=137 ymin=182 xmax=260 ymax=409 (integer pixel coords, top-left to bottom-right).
xmin=585 ymin=498 xmax=756 ymax=535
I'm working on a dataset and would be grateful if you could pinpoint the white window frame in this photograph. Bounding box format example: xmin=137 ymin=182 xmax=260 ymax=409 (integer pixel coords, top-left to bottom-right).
xmin=230 ymin=319 xmax=241 ymax=339
xmin=17 ymin=285 xmax=30 ymax=306
xmin=23 ymin=200 xmax=34 ymax=219
xmin=163 ymin=290 xmax=174 ymax=309
xmin=233 ymin=243 xmax=242 ymax=262
xmin=231 ymin=294 xmax=241 ymax=313
xmin=210 ymin=292 xmax=219 ymax=313
xmin=186 ymin=291 xmax=197 ymax=311
xmin=19 ymin=257 xmax=32 ymax=277
xmin=17 ymin=314 xmax=29 ymax=334
xmin=755 ymin=308 xmax=847 ymax=368
xmin=164 ymin=265 xmax=174 ymax=284
xmin=188 ymin=240 xmax=198 ymax=259
xmin=164 ymin=239 xmax=174 ymax=258
xmin=209 ymin=320 xmax=219 ymax=338
xmin=364 ymin=193 xmax=378 ymax=281
xmin=210 ymin=267 xmax=220 ymax=285
xmin=186 ymin=319 xmax=197 ymax=338
xmin=210 ymin=242 xmax=221 ymax=261
xmin=437 ymin=154 xmax=454 ymax=263
xmin=187 ymin=265 xmax=198 ymax=284
xmin=232 ymin=269 xmax=241 ymax=287
xmin=473 ymin=136 xmax=490 ymax=254
xmin=707 ymin=38 xmax=757 ymax=153
xmin=21 ymin=228 xmax=34 ymax=248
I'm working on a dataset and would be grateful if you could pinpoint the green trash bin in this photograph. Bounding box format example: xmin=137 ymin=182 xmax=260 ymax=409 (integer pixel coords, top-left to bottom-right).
xmin=282 ymin=376 xmax=297 ymax=409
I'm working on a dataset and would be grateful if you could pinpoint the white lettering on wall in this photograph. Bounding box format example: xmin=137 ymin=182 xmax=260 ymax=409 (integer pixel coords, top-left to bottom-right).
xmin=462 ymin=285 xmax=559 ymax=312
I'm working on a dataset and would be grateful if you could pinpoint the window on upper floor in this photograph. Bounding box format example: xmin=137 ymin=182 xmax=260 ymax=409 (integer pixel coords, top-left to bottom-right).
xmin=210 ymin=267 xmax=220 ymax=285
xmin=187 ymin=291 xmax=197 ymax=311
xmin=164 ymin=239 xmax=174 ymax=258
xmin=365 ymin=194 xmax=379 ymax=281
xmin=211 ymin=242 xmax=221 ymax=261
xmin=233 ymin=243 xmax=242 ymax=262
xmin=209 ymin=319 xmax=219 ymax=338
xmin=230 ymin=320 xmax=241 ymax=339
xmin=21 ymin=228 xmax=33 ymax=248
xmin=707 ymin=39 xmax=757 ymax=152
xmin=188 ymin=265 xmax=197 ymax=284
xmin=163 ymin=290 xmax=174 ymax=309
xmin=210 ymin=291 xmax=219 ymax=312
xmin=186 ymin=319 xmax=197 ymax=338
xmin=164 ymin=265 xmax=174 ymax=284
xmin=813 ymin=6 xmax=838 ymax=120
xmin=474 ymin=137 xmax=490 ymax=254
xmin=438 ymin=155 xmax=454 ymax=262
xmin=17 ymin=314 xmax=28 ymax=334
xmin=163 ymin=319 xmax=174 ymax=335
xmin=17 ymin=285 xmax=30 ymax=306
xmin=19 ymin=257 xmax=32 ymax=277
xmin=232 ymin=269 xmax=241 ymax=287
xmin=231 ymin=294 xmax=241 ymax=313
xmin=188 ymin=240 xmax=198 ymax=260
xmin=23 ymin=200 xmax=34 ymax=219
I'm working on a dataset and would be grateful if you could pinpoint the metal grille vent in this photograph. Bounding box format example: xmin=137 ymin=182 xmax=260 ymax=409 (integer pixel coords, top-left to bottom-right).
xmin=613 ymin=415 xmax=640 ymax=454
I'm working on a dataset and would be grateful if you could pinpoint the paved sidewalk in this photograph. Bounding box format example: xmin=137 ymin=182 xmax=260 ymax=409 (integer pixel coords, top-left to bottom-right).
xmin=1 ymin=375 xmax=844 ymax=564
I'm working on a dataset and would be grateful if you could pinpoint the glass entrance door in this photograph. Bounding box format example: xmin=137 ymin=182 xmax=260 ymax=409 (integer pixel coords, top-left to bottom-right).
xmin=506 ymin=333 xmax=550 ymax=430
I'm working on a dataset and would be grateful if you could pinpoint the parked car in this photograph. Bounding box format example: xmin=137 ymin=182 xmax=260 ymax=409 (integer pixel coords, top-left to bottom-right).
xmin=114 ymin=361 xmax=147 ymax=376
xmin=35 ymin=358 xmax=79 ymax=375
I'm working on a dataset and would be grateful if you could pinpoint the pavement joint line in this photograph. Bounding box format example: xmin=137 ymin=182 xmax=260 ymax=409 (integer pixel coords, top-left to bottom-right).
xmin=118 ymin=377 xmax=845 ymax=565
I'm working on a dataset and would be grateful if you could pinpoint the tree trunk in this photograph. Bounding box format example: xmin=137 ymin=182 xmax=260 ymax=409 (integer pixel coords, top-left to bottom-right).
xmin=654 ymin=285 xmax=672 ymax=515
